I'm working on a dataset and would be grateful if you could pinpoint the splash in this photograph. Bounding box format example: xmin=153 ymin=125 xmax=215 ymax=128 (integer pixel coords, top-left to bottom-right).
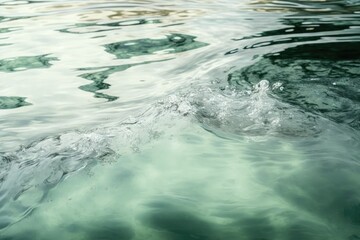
xmin=192 ymin=80 xmax=320 ymax=138
xmin=0 ymin=131 xmax=114 ymax=230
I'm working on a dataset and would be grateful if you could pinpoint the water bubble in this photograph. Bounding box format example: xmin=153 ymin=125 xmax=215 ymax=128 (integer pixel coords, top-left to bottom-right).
xmin=253 ymin=80 xmax=270 ymax=94
xmin=272 ymin=82 xmax=283 ymax=90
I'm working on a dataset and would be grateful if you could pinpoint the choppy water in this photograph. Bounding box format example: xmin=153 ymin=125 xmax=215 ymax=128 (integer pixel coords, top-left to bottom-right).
xmin=0 ymin=0 xmax=360 ymax=239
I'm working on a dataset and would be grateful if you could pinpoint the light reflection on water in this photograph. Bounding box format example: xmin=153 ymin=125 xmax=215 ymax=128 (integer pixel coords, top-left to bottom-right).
xmin=0 ymin=0 xmax=360 ymax=239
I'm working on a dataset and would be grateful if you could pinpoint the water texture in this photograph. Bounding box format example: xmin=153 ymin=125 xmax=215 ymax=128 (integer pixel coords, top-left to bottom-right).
xmin=0 ymin=55 xmax=58 ymax=72
xmin=77 ymin=60 xmax=169 ymax=101
xmin=0 ymin=96 xmax=31 ymax=109
xmin=0 ymin=0 xmax=360 ymax=239
xmin=228 ymin=43 xmax=360 ymax=129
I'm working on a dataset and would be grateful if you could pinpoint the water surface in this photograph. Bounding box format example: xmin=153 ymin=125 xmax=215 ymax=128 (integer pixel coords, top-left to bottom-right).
xmin=0 ymin=0 xmax=360 ymax=239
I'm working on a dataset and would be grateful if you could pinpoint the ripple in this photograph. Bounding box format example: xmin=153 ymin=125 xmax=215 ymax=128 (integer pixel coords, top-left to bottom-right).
xmin=77 ymin=59 xmax=170 ymax=101
xmin=0 ymin=130 xmax=114 ymax=231
xmin=249 ymin=0 xmax=360 ymax=14
xmin=0 ymin=0 xmax=360 ymax=239
xmin=0 ymin=96 xmax=31 ymax=110
xmin=0 ymin=28 xmax=15 ymax=34
xmin=0 ymin=1 xmax=33 ymax=5
xmin=225 ymin=0 xmax=360 ymax=131
xmin=0 ymin=16 xmax=28 ymax=23
xmin=228 ymin=42 xmax=360 ymax=130
xmin=59 ymin=19 xmax=161 ymax=34
xmin=0 ymin=55 xmax=58 ymax=72
xmin=236 ymin=14 xmax=360 ymax=49
xmin=1 ymin=85 xmax=359 ymax=238
xmin=105 ymin=33 xmax=209 ymax=59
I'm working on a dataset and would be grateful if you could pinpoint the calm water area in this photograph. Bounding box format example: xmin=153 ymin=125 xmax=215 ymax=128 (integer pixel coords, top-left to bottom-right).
xmin=0 ymin=0 xmax=360 ymax=239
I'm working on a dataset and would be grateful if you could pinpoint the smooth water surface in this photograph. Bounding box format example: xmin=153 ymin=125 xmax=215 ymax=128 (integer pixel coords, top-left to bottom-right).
xmin=0 ymin=0 xmax=360 ymax=239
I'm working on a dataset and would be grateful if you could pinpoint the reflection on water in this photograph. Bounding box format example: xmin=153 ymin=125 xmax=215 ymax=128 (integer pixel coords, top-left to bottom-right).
xmin=229 ymin=43 xmax=360 ymax=130
xmin=0 ymin=28 xmax=13 ymax=33
xmin=233 ymin=6 xmax=360 ymax=50
xmin=1 ymin=0 xmax=360 ymax=239
xmin=76 ymin=33 xmax=207 ymax=100
xmin=227 ymin=0 xmax=360 ymax=130
xmin=105 ymin=9 xmax=202 ymax=19
xmin=237 ymin=21 xmax=360 ymax=50
xmin=237 ymin=19 xmax=359 ymax=41
xmin=78 ymin=60 xmax=169 ymax=101
xmin=105 ymin=33 xmax=209 ymax=59
xmin=0 ymin=55 xmax=58 ymax=72
xmin=59 ymin=19 xmax=161 ymax=34
xmin=0 ymin=96 xmax=31 ymax=109
xmin=0 ymin=16 xmax=26 ymax=23
xmin=250 ymin=0 xmax=360 ymax=14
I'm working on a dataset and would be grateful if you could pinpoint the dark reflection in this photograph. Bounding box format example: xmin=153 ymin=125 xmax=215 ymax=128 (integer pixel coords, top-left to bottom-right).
xmin=241 ymin=31 xmax=360 ymax=50
xmin=227 ymin=0 xmax=360 ymax=130
xmin=237 ymin=16 xmax=360 ymax=50
xmin=0 ymin=16 xmax=26 ymax=23
xmin=249 ymin=0 xmax=360 ymax=14
xmin=59 ymin=19 xmax=160 ymax=34
xmin=78 ymin=65 xmax=128 ymax=102
xmin=233 ymin=0 xmax=360 ymax=52
xmin=0 ymin=28 xmax=13 ymax=34
xmin=235 ymin=17 xmax=360 ymax=42
xmin=77 ymin=32 xmax=207 ymax=101
xmin=218 ymin=34 xmax=360 ymax=240
xmin=267 ymin=41 xmax=360 ymax=60
xmin=0 ymin=96 xmax=31 ymax=109
xmin=0 ymin=55 xmax=58 ymax=72
xmin=0 ymin=28 xmax=11 ymax=46
xmin=105 ymin=33 xmax=208 ymax=59
xmin=228 ymin=42 xmax=360 ymax=129
xmin=77 ymin=59 xmax=169 ymax=101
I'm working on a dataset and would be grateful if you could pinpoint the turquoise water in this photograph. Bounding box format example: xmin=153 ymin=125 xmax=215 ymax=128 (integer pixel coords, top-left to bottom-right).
xmin=0 ymin=0 xmax=360 ymax=239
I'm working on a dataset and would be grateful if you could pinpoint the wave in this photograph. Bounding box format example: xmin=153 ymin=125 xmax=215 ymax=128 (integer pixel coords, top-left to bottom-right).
xmin=0 ymin=76 xmax=335 ymax=231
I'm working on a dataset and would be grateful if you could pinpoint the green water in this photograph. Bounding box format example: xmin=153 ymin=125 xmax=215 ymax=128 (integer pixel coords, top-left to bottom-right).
xmin=0 ymin=0 xmax=360 ymax=239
